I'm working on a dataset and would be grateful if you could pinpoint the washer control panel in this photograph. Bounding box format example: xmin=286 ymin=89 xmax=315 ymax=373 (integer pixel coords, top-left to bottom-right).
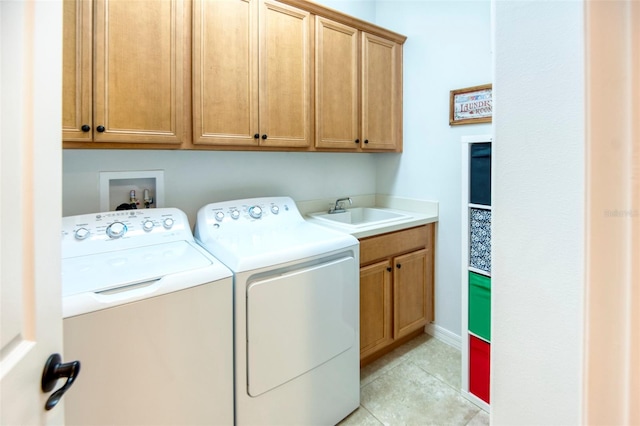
xmin=62 ymin=208 xmax=191 ymax=258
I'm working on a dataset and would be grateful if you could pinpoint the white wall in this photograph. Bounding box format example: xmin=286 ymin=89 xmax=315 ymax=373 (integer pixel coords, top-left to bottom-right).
xmin=63 ymin=150 xmax=376 ymax=225
xmin=315 ymin=0 xmax=375 ymax=21
xmin=492 ymin=1 xmax=585 ymax=423
xmin=373 ymin=1 xmax=492 ymax=339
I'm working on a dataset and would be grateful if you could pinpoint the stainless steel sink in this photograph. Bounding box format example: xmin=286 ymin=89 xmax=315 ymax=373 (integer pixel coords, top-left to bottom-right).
xmin=309 ymin=207 xmax=410 ymax=228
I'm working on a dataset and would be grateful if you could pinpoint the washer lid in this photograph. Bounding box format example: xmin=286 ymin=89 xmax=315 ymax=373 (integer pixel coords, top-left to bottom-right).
xmin=62 ymin=241 xmax=215 ymax=297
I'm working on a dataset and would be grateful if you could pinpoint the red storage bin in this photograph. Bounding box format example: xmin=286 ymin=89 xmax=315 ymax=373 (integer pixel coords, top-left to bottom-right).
xmin=469 ymin=335 xmax=490 ymax=403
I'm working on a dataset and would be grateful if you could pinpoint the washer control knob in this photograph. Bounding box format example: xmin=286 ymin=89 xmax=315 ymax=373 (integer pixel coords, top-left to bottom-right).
xmin=270 ymin=205 xmax=280 ymax=215
xmin=142 ymin=220 xmax=155 ymax=232
xmin=106 ymin=221 xmax=127 ymax=239
xmin=230 ymin=209 xmax=240 ymax=220
xmin=74 ymin=227 xmax=90 ymax=240
xmin=163 ymin=218 xmax=174 ymax=229
xmin=249 ymin=206 xmax=262 ymax=219
xmin=215 ymin=211 xmax=225 ymax=222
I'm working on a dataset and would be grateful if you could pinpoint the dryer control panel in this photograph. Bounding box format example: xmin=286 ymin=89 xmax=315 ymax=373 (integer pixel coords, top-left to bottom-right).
xmin=195 ymin=196 xmax=301 ymax=234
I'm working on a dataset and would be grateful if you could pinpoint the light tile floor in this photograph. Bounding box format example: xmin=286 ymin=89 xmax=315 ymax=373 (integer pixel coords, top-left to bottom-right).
xmin=339 ymin=333 xmax=490 ymax=426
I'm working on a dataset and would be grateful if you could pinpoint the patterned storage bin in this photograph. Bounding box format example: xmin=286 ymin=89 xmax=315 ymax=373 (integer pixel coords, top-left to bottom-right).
xmin=469 ymin=208 xmax=491 ymax=273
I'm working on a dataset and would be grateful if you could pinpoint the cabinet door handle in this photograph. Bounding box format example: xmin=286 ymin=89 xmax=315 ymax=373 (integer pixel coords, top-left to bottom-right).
xmin=261 ymin=134 xmax=268 ymax=140
xmin=81 ymin=124 xmax=91 ymax=132
xmin=396 ymin=263 xmax=401 ymax=269
xmin=386 ymin=267 xmax=392 ymax=272
xmin=96 ymin=125 xmax=105 ymax=133
xmin=355 ymin=139 xmax=360 ymax=144
xmin=364 ymin=139 xmax=369 ymax=144
xmin=254 ymin=133 xmax=259 ymax=139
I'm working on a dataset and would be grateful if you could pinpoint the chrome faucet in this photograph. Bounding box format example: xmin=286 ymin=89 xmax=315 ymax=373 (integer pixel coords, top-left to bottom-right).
xmin=329 ymin=197 xmax=352 ymax=214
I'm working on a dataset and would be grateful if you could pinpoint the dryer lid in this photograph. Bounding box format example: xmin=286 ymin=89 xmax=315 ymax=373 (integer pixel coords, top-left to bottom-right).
xmin=198 ymin=221 xmax=357 ymax=272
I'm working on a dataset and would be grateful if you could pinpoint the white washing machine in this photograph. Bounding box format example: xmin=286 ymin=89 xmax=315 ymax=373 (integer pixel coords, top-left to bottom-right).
xmin=194 ymin=196 xmax=360 ymax=425
xmin=61 ymin=208 xmax=234 ymax=426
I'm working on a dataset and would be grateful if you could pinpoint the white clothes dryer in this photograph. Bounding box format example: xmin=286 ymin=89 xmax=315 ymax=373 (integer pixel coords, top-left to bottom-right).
xmin=195 ymin=196 xmax=360 ymax=425
xmin=61 ymin=208 xmax=234 ymax=426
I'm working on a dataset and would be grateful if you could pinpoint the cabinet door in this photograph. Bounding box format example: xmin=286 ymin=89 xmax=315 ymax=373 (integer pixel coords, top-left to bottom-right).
xmin=193 ymin=0 xmax=259 ymax=147
xmin=259 ymin=0 xmax=312 ymax=147
xmin=394 ymin=248 xmax=430 ymax=338
xmin=62 ymin=0 xmax=92 ymax=142
xmin=93 ymin=0 xmax=189 ymax=144
xmin=361 ymin=32 xmax=401 ymax=151
xmin=360 ymin=260 xmax=393 ymax=359
xmin=315 ymin=16 xmax=358 ymax=149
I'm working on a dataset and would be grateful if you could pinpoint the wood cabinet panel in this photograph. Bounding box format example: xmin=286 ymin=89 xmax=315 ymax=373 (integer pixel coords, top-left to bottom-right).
xmin=62 ymin=0 xmax=92 ymax=142
xmin=360 ymin=260 xmax=393 ymax=359
xmin=193 ymin=0 xmax=259 ymax=146
xmin=93 ymin=0 xmax=188 ymax=144
xmin=362 ymin=32 xmax=402 ymax=151
xmin=315 ymin=16 xmax=359 ymax=149
xmin=394 ymin=248 xmax=430 ymax=338
xmin=360 ymin=225 xmax=429 ymax=265
xmin=259 ymin=0 xmax=312 ymax=147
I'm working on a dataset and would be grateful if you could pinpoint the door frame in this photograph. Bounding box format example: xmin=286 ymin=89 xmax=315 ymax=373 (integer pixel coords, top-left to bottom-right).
xmin=584 ymin=0 xmax=639 ymax=423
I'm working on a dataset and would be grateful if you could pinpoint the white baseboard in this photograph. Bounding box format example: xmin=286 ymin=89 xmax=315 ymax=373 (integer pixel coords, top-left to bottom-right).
xmin=424 ymin=323 xmax=462 ymax=350
xmin=461 ymin=390 xmax=491 ymax=413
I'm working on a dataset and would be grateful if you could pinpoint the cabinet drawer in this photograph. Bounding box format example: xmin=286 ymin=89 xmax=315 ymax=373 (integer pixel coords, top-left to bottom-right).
xmin=360 ymin=225 xmax=431 ymax=265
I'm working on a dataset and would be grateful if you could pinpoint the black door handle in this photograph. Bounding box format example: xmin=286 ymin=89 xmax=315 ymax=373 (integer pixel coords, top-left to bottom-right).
xmin=41 ymin=353 xmax=81 ymax=410
xmin=396 ymin=263 xmax=401 ymax=269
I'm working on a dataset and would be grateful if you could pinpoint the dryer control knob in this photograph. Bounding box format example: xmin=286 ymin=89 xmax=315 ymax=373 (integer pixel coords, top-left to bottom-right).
xmin=74 ymin=227 xmax=90 ymax=240
xmin=215 ymin=211 xmax=225 ymax=222
xmin=142 ymin=220 xmax=155 ymax=232
xmin=163 ymin=218 xmax=174 ymax=229
xmin=106 ymin=221 xmax=127 ymax=239
xmin=249 ymin=206 xmax=262 ymax=219
xmin=270 ymin=205 xmax=280 ymax=215
xmin=230 ymin=209 xmax=240 ymax=220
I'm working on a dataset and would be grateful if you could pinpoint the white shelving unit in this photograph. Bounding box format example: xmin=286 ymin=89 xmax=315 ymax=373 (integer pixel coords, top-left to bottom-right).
xmin=461 ymin=134 xmax=492 ymax=412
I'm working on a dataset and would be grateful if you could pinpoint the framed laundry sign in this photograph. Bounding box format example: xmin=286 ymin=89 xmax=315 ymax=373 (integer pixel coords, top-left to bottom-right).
xmin=449 ymin=84 xmax=492 ymax=125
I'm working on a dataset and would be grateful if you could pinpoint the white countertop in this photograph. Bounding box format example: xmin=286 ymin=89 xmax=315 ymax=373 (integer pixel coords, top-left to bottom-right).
xmin=297 ymin=194 xmax=438 ymax=239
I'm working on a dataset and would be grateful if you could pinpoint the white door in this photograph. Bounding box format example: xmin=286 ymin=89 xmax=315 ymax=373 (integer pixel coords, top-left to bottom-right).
xmin=0 ymin=1 xmax=66 ymax=424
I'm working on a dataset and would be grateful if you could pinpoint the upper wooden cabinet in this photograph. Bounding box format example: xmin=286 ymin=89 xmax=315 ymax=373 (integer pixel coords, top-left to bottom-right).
xmin=315 ymin=18 xmax=403 ymax=152
xmin=315 ymin=16 xmax=359 ymax=150
xmin=62 ymin=0 xmax=191 ymax=147
xmin=361 ymin=32 xmax=402 ymax=151
xmin=62 ymin=0 xmax=405 ymax=152
xmin=192 ymin=0 xmax=312 ymax=149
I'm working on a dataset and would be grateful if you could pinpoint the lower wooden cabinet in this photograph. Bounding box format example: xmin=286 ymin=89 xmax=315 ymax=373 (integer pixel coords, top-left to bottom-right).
xmin=359 ymin=224 xmax=434 ymax=365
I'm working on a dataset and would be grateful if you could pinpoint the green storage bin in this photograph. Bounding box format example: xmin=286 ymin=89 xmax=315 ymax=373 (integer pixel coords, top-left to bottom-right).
xmin=469 ymin=272 xmax=491 ymax=341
